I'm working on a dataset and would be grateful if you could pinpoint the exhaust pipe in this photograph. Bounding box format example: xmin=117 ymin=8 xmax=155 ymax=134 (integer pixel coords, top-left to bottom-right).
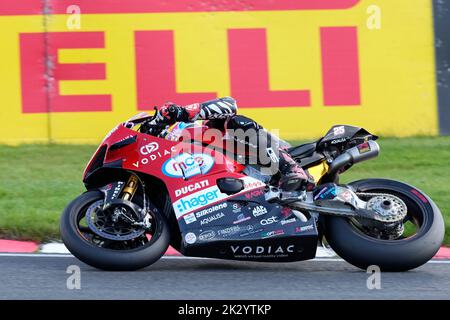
xmin=327 ymin=140 xmax=380 ymax=177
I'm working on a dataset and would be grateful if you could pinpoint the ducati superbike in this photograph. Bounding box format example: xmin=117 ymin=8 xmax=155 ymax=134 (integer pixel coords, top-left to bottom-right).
xmin=60 ymin=110 xmax=445 ymax=271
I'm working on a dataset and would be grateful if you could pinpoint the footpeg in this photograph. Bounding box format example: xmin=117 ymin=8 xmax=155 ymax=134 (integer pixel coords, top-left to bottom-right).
xmin=264 ymin=186 xmax=307 ymax=203
xmin=264 ymin=186 xmax=281 ymax=202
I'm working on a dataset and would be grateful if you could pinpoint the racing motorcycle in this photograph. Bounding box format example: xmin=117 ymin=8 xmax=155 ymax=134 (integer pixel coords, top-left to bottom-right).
xmin=60 ymin=109 xmax=445 ymax=271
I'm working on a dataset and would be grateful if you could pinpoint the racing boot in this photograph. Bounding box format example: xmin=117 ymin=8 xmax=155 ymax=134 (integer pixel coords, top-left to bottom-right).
xmin=278 ymin=150 xmax=314 ymax=192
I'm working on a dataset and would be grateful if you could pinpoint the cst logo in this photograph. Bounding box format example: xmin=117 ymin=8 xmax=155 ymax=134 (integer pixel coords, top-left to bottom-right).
xmin=260 ymin=216 xmax=278 ymax=226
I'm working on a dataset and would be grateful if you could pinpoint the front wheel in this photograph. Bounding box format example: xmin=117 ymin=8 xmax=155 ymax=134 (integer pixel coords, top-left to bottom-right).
xmin=60 ymin=190 xmax=170 ymax=271
xmin=324 ymin=179 xmax=445 ymax=271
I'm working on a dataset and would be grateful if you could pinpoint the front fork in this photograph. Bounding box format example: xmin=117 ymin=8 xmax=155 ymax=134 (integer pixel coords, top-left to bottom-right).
xmin=98 ymin=173 xmax=152 ymax=228
xmin=122 ymin=175 xmax=139 ymax=200
xmin=100 ymin=174 xmax=140 ymax=204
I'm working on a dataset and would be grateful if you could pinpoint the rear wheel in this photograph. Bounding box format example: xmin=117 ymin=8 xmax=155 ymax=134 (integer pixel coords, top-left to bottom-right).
xmin=324 ymin=179 xmax=445 ymax=271
xmin=60 ymin=190 xmax=170 ymax=271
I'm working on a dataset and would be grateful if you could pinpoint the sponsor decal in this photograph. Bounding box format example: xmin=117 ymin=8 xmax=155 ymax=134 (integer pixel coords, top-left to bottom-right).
xmin=260 ymin=216 xmax=278 ymax=226
xmin=162 ymin=153 xmax=214 ymax=178
xmin=174 ymin=186 xmax=228 ymax=217
xmin=243 ymin=179 xmax=266 ymax=189
xmin=244 ymin=189 xmax=264 ymax=200
xmin=133 ymin=145 xmax=177 ymax=168
xmin=239 ymin=225 xmax=263 ymax=237
xmin=198 ymin=230 xmax=215 ymax=241
xmin=280 ymin=217 xmax=297 ymax=225
xmin=140 ymin=142 xmax=159 ymax=155
xmin=201 ymin=212 xmax=225 ymax=225
xmin=195 ymin=203 xmax=228 ymax=219
xmin=175 ymin=180 xmax=210 ymax=197
xmin=232 ymin=202 xmax=242 ymax=213
xmin=218 ymin=225 xmax=240 ymax=237
xmin=330 ymin=137 xmax=347 ymax=144
xmin=233 ymin=213 xmax=251 ymax=224
xmin=357 ymin=142 xmax=371 ymax=154
xmin=295 ymin=224 xmax=315 ymax=233
xmin=231 ymin=245 xmax=295 ymax=255
xmin=111 ymin=181 xmax=124 ymax=199
xmin=333 ymin=125 xmax=345 ymax=136
xmin=183 ymin=212 xmax=197 ymax=224
xmin=184 ymin=232 xmax=197 ymax=244
xmin=314 ymin=186 xmax=336 ymax=200
xmin=261 ymin=229 xmax=284 ymax=238
xmin=252 ymin=205 xmax=268 ymax=217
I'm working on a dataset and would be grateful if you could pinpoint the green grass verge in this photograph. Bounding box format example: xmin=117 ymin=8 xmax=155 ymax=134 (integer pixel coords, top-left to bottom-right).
xmin=0 ymin=137 xmax=448 ymax=244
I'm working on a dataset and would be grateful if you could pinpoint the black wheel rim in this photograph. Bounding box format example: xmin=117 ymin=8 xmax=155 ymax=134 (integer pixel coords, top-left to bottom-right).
xmin=73 ymin=197 xmax=163 ymax=252
xmin=349 ymin=187 xmax=430 ymax=243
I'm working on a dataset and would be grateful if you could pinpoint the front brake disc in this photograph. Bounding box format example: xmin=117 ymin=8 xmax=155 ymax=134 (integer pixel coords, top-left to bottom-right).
xmin=86 ymin=200 xmax=146 ymax=241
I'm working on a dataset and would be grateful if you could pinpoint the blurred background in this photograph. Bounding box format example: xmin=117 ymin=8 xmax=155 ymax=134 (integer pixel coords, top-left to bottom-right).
xmin=0 ymin=0 xmax=448 ymax=245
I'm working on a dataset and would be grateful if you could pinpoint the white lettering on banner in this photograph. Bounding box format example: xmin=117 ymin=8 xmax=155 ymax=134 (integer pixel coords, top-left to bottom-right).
xmin=195 ymin=203 xmax=228 ymax=219
xmin=198 ymin=230 xmax=215 ymax=241
xmin=260 ymin=216 xmax=278 ymax=226
xmin=175 ymin=180 xmax=210 ymax=197
xmin=331 ymin=137 xmax=347 ymax=144
xmin=133 ymin=145 xmax=177 ymax=168
xmin=218 ymin=225 xmax=240 ymax=236
xmin=252 ymin=205 xmax=268 ymax=217
xmin=295 ymin=224 xmax=315 ymax=232
xmin=230 ymin=245 xmax=295 ymax=255
xmin=200 ymin=212 xmax=225 ymax=225
xmin=281 ymin=218 xmax=297 ymax=225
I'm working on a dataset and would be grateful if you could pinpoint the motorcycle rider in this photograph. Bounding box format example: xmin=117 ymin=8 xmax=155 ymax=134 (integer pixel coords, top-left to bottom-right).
xmin=148 ymin=97 xmax=313 ymax=192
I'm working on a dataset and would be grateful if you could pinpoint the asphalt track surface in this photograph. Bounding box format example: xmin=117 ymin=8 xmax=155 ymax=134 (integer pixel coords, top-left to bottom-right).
xmin=0 ymin=254 xmax=449 ymax=300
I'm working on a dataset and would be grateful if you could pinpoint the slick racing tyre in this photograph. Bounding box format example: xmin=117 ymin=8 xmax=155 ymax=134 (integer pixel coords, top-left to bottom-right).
xmin=324 ymin=179 xmax=445 ymax=271
xmin=60 ymin=190 xmax=170 ymax=271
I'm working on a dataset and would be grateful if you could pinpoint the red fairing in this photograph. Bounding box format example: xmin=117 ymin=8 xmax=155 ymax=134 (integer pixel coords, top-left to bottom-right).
xmin=84 ymin=123 xmax=246 ymax=204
